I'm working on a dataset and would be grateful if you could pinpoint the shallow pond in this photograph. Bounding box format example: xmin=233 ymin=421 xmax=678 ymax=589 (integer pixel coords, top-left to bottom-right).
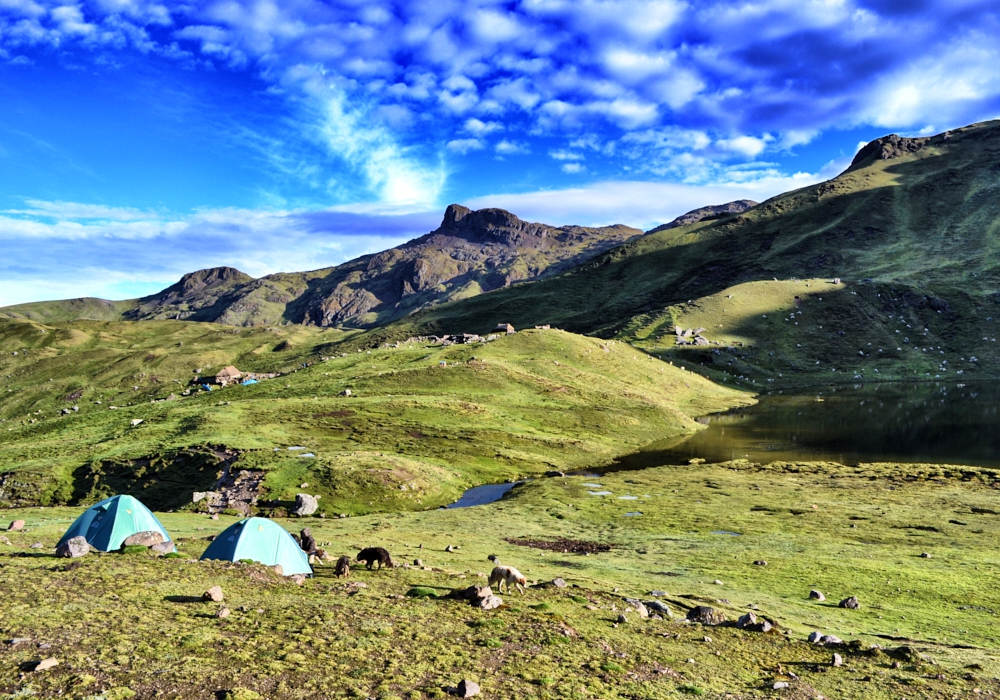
xmin=446 ymin=482 xmax=518 ymax=508
xmin=617 ymin=381 xmax=1000 ymax=469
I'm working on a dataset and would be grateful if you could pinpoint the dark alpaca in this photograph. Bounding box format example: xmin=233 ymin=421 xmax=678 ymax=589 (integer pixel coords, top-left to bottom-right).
xmin=356 ymin=547 xmax=393 ymax=570
xmin=300 ymin=527 xmax=317 ymax=553
xmin=334 ymin=555 xmax=351 ymax=578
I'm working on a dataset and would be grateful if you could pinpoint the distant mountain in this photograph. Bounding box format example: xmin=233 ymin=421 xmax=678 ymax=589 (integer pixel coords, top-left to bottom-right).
xmin=0 ymin=205 xmax=642 ymax=327
xmin=373 ymin=119 xmax=1000 ymax=342
xmin=647 ymin=199 xmax=758 ymax=233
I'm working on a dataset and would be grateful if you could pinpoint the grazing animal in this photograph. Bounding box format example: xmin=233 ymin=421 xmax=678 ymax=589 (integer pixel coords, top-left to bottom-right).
xmin=300 ymin=527 xmax=317 ymax=554
xmin=334 ymin=555 xmax=351 ymax=578
xmin=357 ymin=547 xmax=394 ymax=570
xmin=489 ymin=565 xmax=527 ymax=594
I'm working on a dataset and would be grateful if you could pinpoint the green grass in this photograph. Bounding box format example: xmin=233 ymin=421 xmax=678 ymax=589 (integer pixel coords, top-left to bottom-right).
xmin=2 ymin=459 xmax=998 ymax=699
xmin=0 ymin=321 xmax=750 ymax=512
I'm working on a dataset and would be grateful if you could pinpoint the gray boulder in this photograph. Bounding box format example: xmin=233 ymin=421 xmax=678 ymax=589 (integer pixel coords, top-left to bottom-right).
xmin=839 ymin=596 xmax=860 ymax=610
xmin=293 ymin=493 xmax=318 ymax=516
xmin=645 ymin=600 xmax=671 ymax=616
xmin=56 ymin=536 xmax=89 ymax=558
xmin=686 ymin=606 xmax=726 ymax=625
xmin=809 ymin=590 xmax=826 ymax=601
xmin=624 ymin=598 xmax=648 ymax=618
xmin=456 ymin=679 xmax=480 ymax=698
xmin=122 ymin=530 xmax=164 ymax=548
xmin=475 ymin=595 xmax=503 ymax=610
xmin=151 ymin=541 xmax=175 ymax=555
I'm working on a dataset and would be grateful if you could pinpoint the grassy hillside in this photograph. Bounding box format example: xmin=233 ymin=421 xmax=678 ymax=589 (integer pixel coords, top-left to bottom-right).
xmin=0 ymin=319 xmax=750 ymax=512
xmin=2 ymin=459 xmax=998 ymax=699
xmin=364 ymin=120 xmax=1000 ymax=385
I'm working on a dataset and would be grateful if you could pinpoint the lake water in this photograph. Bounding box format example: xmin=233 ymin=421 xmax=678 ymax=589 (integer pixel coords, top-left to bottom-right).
xmin=616 ymin=381 xmax=1000 ymax=469
xmin=448 ymin=381 xmax=1000 ymax=507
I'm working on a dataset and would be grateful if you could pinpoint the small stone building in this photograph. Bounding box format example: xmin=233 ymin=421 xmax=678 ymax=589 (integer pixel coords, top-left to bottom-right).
xmin=493 ymin=323 xmax=515 ymax=334
xmin=215 ymin=366 xmax=243 ymax=387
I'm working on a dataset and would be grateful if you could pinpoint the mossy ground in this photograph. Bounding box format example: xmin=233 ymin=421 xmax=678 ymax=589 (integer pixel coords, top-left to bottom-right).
xmin=2 ymin=460 xmax=999 ymax=699
xmin=0 ymin=321 xmax=749 ymax=512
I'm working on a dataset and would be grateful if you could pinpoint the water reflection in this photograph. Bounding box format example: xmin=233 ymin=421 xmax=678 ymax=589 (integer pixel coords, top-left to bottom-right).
xmin=617 ymin=381 xmax=1000 ymax=468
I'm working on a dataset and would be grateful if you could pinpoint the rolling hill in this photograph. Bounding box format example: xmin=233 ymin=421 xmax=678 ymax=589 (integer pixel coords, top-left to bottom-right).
xmin=0 ymin=205 xmax=642 ymax=328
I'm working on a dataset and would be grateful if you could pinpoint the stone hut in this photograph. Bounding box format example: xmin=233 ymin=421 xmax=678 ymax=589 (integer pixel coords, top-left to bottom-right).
xmin=493 ymin=323 xmax=515 ymax=334
xmin=215 ymin=366 xmax=243 ymax=387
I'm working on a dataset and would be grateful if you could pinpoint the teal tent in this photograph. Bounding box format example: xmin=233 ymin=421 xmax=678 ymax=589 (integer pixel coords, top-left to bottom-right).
xmin=200 ymin=517 xmax=312 ymax=576
xmin=58 ymin=495 xmax=173 ymax=552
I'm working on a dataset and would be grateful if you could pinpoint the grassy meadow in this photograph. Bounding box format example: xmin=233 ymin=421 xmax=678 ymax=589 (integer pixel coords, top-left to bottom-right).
xmin=2 ymin=460 xmax=999 ymax=699
xmin=0 ymin=319 xmax=750 ymax=512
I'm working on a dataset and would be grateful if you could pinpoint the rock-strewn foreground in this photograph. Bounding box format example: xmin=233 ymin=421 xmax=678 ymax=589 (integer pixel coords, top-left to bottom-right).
xmin=1 ymin=460 xmax=997 ymax=699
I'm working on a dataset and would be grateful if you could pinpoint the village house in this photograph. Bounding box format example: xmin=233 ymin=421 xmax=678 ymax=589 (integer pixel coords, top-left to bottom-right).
xmin=215 ymin=366 xmax=243 ymax=387
xmin=493 ymin=323 xmax=515 ymax=334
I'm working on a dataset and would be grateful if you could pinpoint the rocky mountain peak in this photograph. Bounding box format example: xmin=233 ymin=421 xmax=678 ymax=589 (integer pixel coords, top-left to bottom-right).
xmin=173 ymin=267 xmax=252 ymax=294
xmin=850 ymin=134 xmax=928 ymax=168
xmin=435 ymin=204 xmax=548 ymax=247
xmin=648 ymin=199 xmax=758 ymax=233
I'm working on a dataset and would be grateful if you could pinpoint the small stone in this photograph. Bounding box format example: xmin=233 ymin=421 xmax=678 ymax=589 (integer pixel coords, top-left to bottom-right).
xmin=56 ymin=536 xmax=90 ymax=558
xmin=414 ymin=559 xmax=423 ymax=567
xmin=151 ymin=541 xmax=174 ymax=555
xmin=210 ymin=514 xmax=219 ymax=520
xmin=832 ymin=653 xmax=843 ymax=667
xmin=33 ymin=658 xmax=59 ymax=672
xmin=8 ymin=520 xmax=25 ymax=531
xmin=624 ymin=598 xmax=648 ymax=618
xmin=645 ymin=600 xmax=671 ymax=616
xmin=773 ymin=681 xmax=789 ymax=689
xmin=807 ymin=631 xmax=823 ymax=644
xmin=475 ymin=595 xmax=503 ymax=610
xmin=736 ymin=612 xmax=757 ymax=629
xmin=130 ymin=418 xmax=143 ymax=427
xmin=551 ymin=577 xmax=567 ymax=588
xmin=456 ymin=679 xmax=480 ymax=698
xmin=753 ymin=560 xmax=767 ymax=566
xmin=809 ymin=590 xmax=826 ymax=601
xmin=703 ymin=636 xmax=712 ymax=643
xmin=822 ymin=635 xmax=843 ymax=645
xmin=300 ymin=483 xmax=309 ymax=488
xmin=203 ymin=586 xmax=224 ymax=602
xmin=920 ymin=552 xmax=932 ymax=558
xmin=216 ymin=606 xmax=230 ymax=619
xmin=29 ymin=542 xmax=43 ymax=549
xmin=891 ymin=660 xmax=902 ymax=669
xmin=617 ymin=614 xmax=628 ymax=623
xmin=714 ymin=579 xmax=724 ymax=585
xmin=839 ymin=596 xmax=860 ymax=610
xmin=650 ymin=590 xmax=667 ymax=597
xmin=445 ymin=545 xmax=456 ymax=552
xmin=289 ymin=574 xmax=306 ymax=586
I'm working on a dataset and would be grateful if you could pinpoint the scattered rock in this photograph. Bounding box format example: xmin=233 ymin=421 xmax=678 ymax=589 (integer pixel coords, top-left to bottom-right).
xmin=56 ymin=536 xmax=90 ymax=558
xmin=210 ymin=514 xmax=219 ymax=520
xmin=809 ymin=590 xmax=826 ymax=601
xmin=650 ymin=590 xmax=667 ymax=597
xmin=808 ymin=631 xmax=823 ymax=644
xmin=450 ymin=585 xmax=492 ymax=602
xmin=289 ymin=574 xmax=306 ymax=586
xmin=714 ymin=579 xmax=724 ymax=585
xmin=475 ymin=595 xmax=503 ymax=610
xmin=456 ymin=679 xmax=480 ymax=698
xmin=299 ymin=483 xmax=309 ymax=488
xmin=33 ymin=658 xmax=59 ymax=672
xmin=8 ymin=520 xmax=24 ymax=531
xmin=832 ymin=653 xmax=843 ymax=667
xmin=736 ymin=611 xmax=773 ymax=633
xmin=645 ymin=600 xmax=671 ymax=616
xmin=293 ymin=493 xmax=318 ymax=516
xmin=773 ymin=681 xmax=789 ymax=690
xmin=29 ymin=542 xmax=42 ymax=549
xmin=753 ymin=560 xmax=767 ymax=566
xmin=151 ymin=541 xmax=174 ymax=555
xmin=122 ymin=531 xmax=164 ymax=548
xmin=686 ymin=606 xmax=726 ymax=625
xmin=216 ymin=606 xmax=231 ymax=619
xmin=616 ymin=613 xmax=628 ymax=624
xmin=920 ymin=552 xmax=932 ymax=558
xmin=624 ymin=598 xmax=648 ymax=618
xmin=413 ymin=558 xmax=423 ymax=567
xmin=839 ymin=596 xmax=860 ymax=610
xmin=551 ymin=577 xmax=567 ymax=588
xmin=203 ymin=586 xmax=224 ymax=602
xmin=130 ymin=419 xmax=143 ymax=427
xmin=822 ymin=635 xmax=844 ymax=645
xmin=341 ymin=389 xmax=351 ymax=397
xmin=445 ymin=545 xmax=456 ymax=552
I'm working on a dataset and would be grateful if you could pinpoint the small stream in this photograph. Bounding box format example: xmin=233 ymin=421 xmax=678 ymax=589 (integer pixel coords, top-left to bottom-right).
xmin=446 ymin=381 xmax=1000 ymax=508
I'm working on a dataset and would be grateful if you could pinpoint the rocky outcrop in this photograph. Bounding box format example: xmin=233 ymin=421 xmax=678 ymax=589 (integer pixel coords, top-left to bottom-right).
xmin=850 ymin=133 xmax=928 ymax=168
xmin=648 ymin=200 xmax=758 ymax=233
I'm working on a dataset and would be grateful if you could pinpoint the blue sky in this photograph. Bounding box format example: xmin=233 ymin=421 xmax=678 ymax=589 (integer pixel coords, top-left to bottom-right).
xmin=2 ymin=0 xmax=1000 ymax=305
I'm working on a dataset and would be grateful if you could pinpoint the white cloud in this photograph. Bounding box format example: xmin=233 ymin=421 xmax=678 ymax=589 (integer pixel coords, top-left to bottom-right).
xmin=561 ymin=162 xmax=585 ymax=173
xmin=446 ymin=138 xmax=484 ymax=154
xmin=463 ymin=117 xmax=503 ymax=136
xmin=549 ymin=149 xmax=584 ymax=161
xmin=495 ymin=139 xmax=529 ymax=155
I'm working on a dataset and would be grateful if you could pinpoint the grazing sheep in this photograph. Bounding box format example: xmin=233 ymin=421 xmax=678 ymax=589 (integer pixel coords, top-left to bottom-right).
xmin=356 ymin=547 xmax=394 ymax=570
xmin=489 ymin=565 xmax=527 ymax=594
xmin=334 ymin=555 xmax=351 ymax=578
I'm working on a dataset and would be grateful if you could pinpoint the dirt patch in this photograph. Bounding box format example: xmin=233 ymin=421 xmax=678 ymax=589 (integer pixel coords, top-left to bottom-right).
xmin=505 ymin=536 xmax=611 ymax=554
